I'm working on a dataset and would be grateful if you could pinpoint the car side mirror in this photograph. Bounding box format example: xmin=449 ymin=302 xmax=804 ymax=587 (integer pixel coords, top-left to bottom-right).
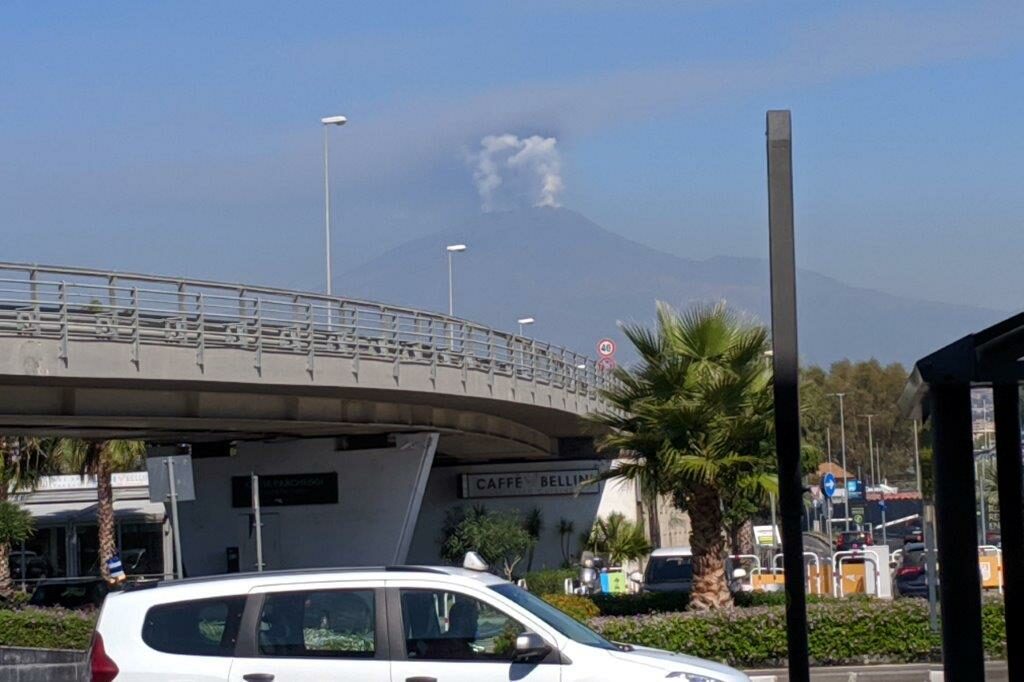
xmin=629 ymin=571 xmax=644 ymax=583
xmin=732 ymin=568 xmax=748 ymax=579
xmin=514 ymin=633 xmax=551 ymax=662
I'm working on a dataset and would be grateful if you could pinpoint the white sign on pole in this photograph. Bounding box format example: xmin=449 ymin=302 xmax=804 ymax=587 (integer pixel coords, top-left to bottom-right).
xmin=597 ymin=338 xmax=616 ymax=357
xmin=147 ymin=455 xmax=194 ymax=580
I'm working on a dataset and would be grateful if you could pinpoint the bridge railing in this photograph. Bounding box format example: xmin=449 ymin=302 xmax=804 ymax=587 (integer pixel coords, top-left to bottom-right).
xmin=0 ymin=263 xmax=613 ymax=400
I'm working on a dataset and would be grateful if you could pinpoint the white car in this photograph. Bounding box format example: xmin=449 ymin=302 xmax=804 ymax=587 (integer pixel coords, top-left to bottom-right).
xmin=90 ymin=553 xmax=749 ymax=682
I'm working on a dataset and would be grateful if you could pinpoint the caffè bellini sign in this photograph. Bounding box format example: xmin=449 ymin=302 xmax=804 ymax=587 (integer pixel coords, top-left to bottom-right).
xmin=460 ymin=469 xmax=600 ymax=499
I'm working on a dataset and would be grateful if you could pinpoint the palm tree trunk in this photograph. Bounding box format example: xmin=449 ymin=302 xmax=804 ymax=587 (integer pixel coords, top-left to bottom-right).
xmin=688 ymin=485 xmax=731 ymax=611
xmin=95 ymin=445 xmax=116 ymax=581
xmin=645 ymin=491 xmax=662 ymax=549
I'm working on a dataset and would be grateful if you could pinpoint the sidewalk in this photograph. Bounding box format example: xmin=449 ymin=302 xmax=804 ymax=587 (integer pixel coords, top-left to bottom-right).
xmin=745 ymin=661 xmax=1007 ymax=681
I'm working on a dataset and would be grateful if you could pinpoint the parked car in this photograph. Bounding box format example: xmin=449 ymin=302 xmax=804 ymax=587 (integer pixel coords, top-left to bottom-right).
xmin=894 ymin=542 xmax=933 ymax=598
xmin=903 ymin=526 xmax=924 ymax=544
xmin=835 ymin=530 xmax=873 ymax=552
xmin=632 ymin=547 xmax=694 ymax=594
xmin=90 ymin=553 xmax=750 ymax=681
xmin=29 ymin=577 xmax=109 ymax=610
xmin=8 ymin=550 xmax=51 ymax=581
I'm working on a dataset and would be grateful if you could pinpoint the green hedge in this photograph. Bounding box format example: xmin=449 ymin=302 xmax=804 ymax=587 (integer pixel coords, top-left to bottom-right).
xmin=0 ymin=607 xmax=96 ymax=650
xmin=592 ymin=598 xmax=1007 ymax=668
xmin=541 ymin=595 xmax=601 ymax=622
xmin=590 ymin=592 xmax=690 ymax=616
xmin=524 ymin=569 xmax=577 ymax=596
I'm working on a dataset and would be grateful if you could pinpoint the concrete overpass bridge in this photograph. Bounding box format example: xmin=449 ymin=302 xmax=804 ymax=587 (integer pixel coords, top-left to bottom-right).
xmin=0 ymin=262 xmax=611 ymax=459
xmin=0 ymin=263 xmax=632 ymax=574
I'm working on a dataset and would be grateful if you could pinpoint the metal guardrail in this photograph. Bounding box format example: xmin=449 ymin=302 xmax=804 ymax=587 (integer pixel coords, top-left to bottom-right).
xmin=0 ymin=263 xmax=611 ymax=400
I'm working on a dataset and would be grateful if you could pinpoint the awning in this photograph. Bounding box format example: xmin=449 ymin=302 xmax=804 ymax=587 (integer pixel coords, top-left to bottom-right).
xmin=27 ymin=499 xmax=165 ymax=525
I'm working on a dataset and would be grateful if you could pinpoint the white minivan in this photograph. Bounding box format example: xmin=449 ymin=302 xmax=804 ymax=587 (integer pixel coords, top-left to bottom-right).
xmin=91 ymin=555 xmax=749 ymax=682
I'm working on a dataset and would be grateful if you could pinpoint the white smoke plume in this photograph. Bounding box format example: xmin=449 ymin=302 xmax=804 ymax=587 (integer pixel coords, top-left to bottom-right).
xmin=471 ymin=134 xmax=564 ymax=212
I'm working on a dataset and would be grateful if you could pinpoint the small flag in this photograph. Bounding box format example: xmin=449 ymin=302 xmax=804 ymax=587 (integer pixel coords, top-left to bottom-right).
xmin=107 ymin=555 xmax=126 ymax=584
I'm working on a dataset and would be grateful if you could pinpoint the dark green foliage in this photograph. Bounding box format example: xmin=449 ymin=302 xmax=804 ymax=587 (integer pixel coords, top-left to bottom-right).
xmin=439 ymin=506 xmax=534 ymax=579
xmin=590 ymin=591 xmax=690 ymax=616
xmin=0 ymin=607 xmax=96 ymax=650
xmin=0 ymin=501 xmax=33 ymax=545
xmin=524 ymin=568 xmax=577 ymax=595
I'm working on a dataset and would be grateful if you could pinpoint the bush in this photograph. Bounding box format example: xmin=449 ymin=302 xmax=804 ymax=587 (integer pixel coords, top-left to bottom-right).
xmin=0 ymin=607 xmax=96 ymax=650
xmin=524 ymin=569 xmax=577 ymax=596
xmin=592 ymin=599 xmax=1006 ymax=668
xmin=591 ymin=591 xmax=690 ymax=616
xmin=542 ymin=595 xmax=600 ymax=622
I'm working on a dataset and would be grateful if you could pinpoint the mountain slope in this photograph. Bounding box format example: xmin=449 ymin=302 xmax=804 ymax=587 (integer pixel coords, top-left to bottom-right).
xmin=337 ymin=207 xmax=1004 ymax=366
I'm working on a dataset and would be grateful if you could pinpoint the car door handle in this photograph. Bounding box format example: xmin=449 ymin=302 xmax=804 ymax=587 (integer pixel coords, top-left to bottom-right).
xmin=406 ymin=678 xmax=437 ymax=682
xmin=243 ymin=675 xmax=275 ymax=682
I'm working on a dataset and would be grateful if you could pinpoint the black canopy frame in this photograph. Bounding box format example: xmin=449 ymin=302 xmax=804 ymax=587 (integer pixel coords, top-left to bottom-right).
xmin=900 ymin=312 xmax=1024 ymax=681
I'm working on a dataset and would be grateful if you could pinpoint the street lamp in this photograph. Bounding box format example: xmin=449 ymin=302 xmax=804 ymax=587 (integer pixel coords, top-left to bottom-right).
xmin=517 ymin=317 xmax=535 ymax=336
xmin=445 ymin=244 xmax=466 ymax=316
xmin=862 ymin=414 xmax=876 ymax=487
xmin=830 ymin=392 xmax=851 ymax=530
xmin=321 ymin=115 xmax=347 ymax=300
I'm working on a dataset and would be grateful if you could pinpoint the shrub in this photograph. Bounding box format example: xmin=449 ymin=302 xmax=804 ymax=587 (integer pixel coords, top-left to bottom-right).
xmin=0 ymin=607 xmax=96 ymax=650
xmin=439 ymin=506 xmax=533 ymax=580
xmin=524 ymin=569 xmax=577 ymax=596
xmin=542 ymin=595 xmax=600 ymax=622
xmin=592 ymin=598 xmax=1000 ymax=668
xmin=591 ymin=591 xmax=690 ymax=616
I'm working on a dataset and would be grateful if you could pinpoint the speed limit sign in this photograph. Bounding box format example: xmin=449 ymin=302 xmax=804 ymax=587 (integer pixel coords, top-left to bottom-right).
xmin=597 ymin=338 xmax=616 ymax=357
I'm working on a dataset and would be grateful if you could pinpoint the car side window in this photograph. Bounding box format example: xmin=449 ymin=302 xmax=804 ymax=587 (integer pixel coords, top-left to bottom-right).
xmin=258 ymin=589 xmax=376 ymax=658
xmin=142 ymin=596 xmax=246 ymax=656
xmin=399 ymin=589 xmax=526 ymax=662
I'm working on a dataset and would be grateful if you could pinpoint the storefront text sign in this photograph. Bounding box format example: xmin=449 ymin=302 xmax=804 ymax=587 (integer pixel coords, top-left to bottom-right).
xmin=460 ymin=469 xmax=600 ymax=499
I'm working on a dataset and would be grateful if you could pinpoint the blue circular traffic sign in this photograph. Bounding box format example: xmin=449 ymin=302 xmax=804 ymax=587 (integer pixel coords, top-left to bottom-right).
xmin=822 ymin=472 xmax=837 ymax=498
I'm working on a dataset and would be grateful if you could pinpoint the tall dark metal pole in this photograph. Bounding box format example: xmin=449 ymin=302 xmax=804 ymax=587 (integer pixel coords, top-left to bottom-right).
xmin=766 ymin=109 xmax=810 ymax=682
xmin=930 ymin=383 xmax=985 ymax=681
xmin=994 ymin=382 xmax=1024 ymax=681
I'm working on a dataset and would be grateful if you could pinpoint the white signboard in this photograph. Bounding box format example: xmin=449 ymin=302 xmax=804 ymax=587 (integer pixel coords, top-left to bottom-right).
xmin=460 ymin=469 xmax=600 ymax=499
xmin=753 ymin=524 xmax=781 ymax=547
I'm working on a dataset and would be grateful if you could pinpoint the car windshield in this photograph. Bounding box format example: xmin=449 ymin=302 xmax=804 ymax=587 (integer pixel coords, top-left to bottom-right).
xmin=646 ymin=556 xmax=693 ymax=582
xmin=490 ymin=584 xmax=618 ymax=651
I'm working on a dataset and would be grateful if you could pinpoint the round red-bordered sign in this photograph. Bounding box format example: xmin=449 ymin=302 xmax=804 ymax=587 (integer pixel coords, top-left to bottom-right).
xmin=597 ymin=356 xmax=617 ymax=372
xmin=597 ymin=338 xmax=616 ymax=357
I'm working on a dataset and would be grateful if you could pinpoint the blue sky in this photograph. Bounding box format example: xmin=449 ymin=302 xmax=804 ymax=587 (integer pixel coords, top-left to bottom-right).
xmin=2 ymin=1 xmax=1023 ymax=309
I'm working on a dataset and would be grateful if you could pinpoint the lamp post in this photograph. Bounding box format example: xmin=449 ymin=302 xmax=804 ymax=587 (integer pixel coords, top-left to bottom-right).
xmin=517 ymin=317 xmax=535 ymax=336
xmin=321 ymin=115 xmax=347 ymax=300
xmin=863 ymin=414 xmax=876 ymax=487
xmin=445 ymin=244 xmax=467 ymax=316
xmin=831 ymin=392 xmax=850 ymax=530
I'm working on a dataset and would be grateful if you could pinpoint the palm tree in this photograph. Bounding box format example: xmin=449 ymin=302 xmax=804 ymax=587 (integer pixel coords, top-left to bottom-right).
xmin=54 ymin=439 xmax=147 ymax=580
xmin=589 ymin=302 xmax=777 ymax=610
xmin=584 ymin=512 xmax=652 ymax=566
xmin=0 ymin=437 xmax=51 ymax=594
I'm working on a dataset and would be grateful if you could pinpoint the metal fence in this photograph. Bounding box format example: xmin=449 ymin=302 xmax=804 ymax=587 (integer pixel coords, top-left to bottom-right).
xmin=0 ymin=263 xmax=611 ymax=399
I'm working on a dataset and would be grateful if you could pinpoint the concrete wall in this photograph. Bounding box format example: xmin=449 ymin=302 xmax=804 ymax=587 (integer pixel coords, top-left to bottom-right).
xmin=407 ymin=459 xmax=638 ymax=570
xmin=176 ymin=433 xmax=436 ymax=576
xmin=0 ymin=647 xmax=86 ymax=682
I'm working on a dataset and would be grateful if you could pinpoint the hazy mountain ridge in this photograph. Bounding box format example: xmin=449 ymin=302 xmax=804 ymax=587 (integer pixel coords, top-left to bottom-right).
xmin=338 ymin=208 xmax=1004 ymax=366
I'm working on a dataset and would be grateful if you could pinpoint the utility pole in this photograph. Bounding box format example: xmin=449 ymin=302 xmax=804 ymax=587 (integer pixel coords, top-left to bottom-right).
xmin=913 ymin=419 xmax=923 ymax=494
xmin=831 ymin=393 xmax=850 ymax=530
xmin=864 ymin=414 xmax=876 ymax=488
xmin=766 ymin=109 xmax=810 ymax=682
